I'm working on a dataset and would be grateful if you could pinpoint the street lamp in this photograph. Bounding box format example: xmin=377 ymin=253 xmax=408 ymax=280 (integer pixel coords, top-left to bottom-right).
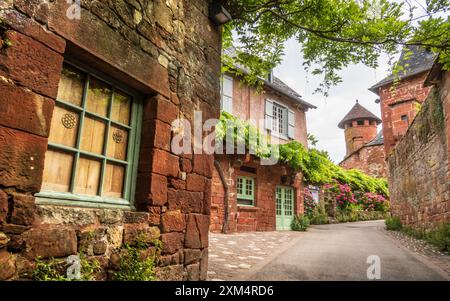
xmin=209 ymin=2 xmax=232 ymax=26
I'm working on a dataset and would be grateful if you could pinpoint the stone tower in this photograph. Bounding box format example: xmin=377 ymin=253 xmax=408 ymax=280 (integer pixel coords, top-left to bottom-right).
xmin=338 ymin=101 xmax=382 ymax=156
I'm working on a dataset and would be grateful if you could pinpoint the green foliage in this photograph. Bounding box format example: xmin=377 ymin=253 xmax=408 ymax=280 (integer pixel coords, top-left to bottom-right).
xmin=385 ymin=216 xmax=403 ymax=230
xmin=291 ymin=214 xmax=310 ymax=231
xmin=32 ymin=254 xmax=100 ymax=281
xmin=426 ymin=223 xmax=450 ymax=252
xmin=112 ymin=236 xmax=162 ymax=281
xmin=223 ymin=0 xmax=449 ymax=94
xmin=33 ymin=258 xmax=68 ymax=281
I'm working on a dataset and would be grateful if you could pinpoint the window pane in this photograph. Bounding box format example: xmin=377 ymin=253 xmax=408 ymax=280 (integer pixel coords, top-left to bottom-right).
xmin=42 ymin=150 xmax=74 ymax=192
xmin=86 ymin=78 xmax=111 ymax=117
xmin=48 ymin=105 xmax=79 ymax=147
xmin=57 ymin=65 xmax=85 ymax=106
xmin=237 ymin=177 xmax=243 ymax=195
xmin=103 ymin=163 xmax=125 ymax=198
xmin=107 ymin=126 xmax=129 ymax=161
xmin=80 ymin=117 xmax=106 ymax=155
xmin=74 ymin=157 xmax=101 ymax=195
xmin=276 ymin=187 xmax=282 ymax=215
xmin=111 ymin=90 xmax=131 ymax=125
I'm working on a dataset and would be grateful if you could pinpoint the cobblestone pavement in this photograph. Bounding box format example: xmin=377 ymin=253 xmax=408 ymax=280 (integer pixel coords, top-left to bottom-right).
xmin=383 ymin=228 xmax=450 ymax=276
xmin=207 ymin=231 xmax=303 ymax=281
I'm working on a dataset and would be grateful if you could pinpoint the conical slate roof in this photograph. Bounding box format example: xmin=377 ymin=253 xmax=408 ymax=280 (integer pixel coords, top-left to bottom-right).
xmin=338 ymin=101 xmax=382 ymax=129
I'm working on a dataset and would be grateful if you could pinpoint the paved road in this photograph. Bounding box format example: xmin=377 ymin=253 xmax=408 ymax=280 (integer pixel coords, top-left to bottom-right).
xmin=246 ymin=220 xmax=448 ymax=281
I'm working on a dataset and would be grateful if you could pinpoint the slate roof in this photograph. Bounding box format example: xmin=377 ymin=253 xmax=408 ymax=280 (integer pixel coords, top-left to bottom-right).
xmin=223 ymin=47 xmax=316 ymax=109
xmin=338 ymin=101 xmax=382 ymax=129
xmin=369 ymin=45 xmax=436 ymax=94
xmin=365 ymin=131 xmax=384 ymax=147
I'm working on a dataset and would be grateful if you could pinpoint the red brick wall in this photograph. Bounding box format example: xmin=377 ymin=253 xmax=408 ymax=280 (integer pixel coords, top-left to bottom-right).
xmin=376 ymin=72 xmax=432 ymax=155
xmin=0 ymin=0 xmax=221 ymax=281
xmin=343 ymin=120 xmax=378 ymax=156
xmin=340 ymin=144 xmax=387 ymax=178
xmin=210 ymin=156 xmax=304 ymax=233
xmin=387 ymin=70 xmax=450 ymax=228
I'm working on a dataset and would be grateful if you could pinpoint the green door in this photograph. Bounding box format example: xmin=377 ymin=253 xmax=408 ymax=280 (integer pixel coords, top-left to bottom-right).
xmin=275 ymin=186 xmax=294 ymax=230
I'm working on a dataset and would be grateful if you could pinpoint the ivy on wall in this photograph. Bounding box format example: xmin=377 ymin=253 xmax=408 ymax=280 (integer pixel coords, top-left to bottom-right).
xmin=216 ymin=112 xmax=389 ymax=197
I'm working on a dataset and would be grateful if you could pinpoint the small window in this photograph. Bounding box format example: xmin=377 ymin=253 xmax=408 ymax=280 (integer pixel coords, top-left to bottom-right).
xmin=401 ymin=115 xmax=408 ymax=122
xmin=38 ymin=63 xmax=142 ymax=207
xmin=237 ymin=176 xmax=255 ymax=206
xmin=357 ymin=120 xmax=364 ymax=126
xmin=272 ymin=102 xmax=288 ymax=136
xmin=221 ymin=75 xmax=233 ymax=113
xmin=347 ymin=122 xmax=353 ymax=128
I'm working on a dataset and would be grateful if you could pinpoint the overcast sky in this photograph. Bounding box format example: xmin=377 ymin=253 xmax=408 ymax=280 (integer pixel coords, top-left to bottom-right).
xmin=274 ymin=39 xmax=392 ymax=163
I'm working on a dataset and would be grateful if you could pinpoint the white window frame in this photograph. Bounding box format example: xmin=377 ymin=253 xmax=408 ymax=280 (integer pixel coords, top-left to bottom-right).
xmin=265 ymin=99 xmax=295 ymax=140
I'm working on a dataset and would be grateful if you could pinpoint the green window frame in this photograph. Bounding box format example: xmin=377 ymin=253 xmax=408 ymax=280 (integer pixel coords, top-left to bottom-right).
xmin=36 ymin=60 xmax=143 ymax=209
xmin=237 ymin=176 xmax=255 ymax=206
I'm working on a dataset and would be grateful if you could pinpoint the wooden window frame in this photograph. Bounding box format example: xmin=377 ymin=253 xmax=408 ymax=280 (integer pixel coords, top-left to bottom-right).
xmin=236 ymin=176 xmax=255 ymax=206
xmin=35 ymin=59 xmax=143 ymax=209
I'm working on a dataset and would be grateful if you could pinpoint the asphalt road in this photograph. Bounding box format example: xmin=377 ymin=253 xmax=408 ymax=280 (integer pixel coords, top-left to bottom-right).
xmin=246 ymin=220 xmax=448 ymax=281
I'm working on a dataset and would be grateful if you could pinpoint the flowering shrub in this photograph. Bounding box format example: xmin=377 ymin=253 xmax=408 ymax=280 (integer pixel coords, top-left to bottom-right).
xmin=324 ymin=181 xmax=356 ymax=210
xmin=358 ymin=192 xmax=388 ymax=212
xmin=303 ymin=189 xmax=317 ymax=217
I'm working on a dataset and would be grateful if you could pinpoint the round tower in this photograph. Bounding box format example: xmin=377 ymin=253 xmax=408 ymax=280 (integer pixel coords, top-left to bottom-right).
xmin=338 ymin=100 xmax=381 ymax=156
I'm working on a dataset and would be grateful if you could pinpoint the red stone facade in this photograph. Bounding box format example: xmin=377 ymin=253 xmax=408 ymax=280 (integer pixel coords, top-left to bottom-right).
xmin=339 ymin=144 xmax=387 ymax=178
xmin=211 ymin=75 xmax=310 ymax=232
xmin=373 ymin=72 xmax=432 ymax=155
xmin=0 ymin=0 xmax=221 ymax=281
xmin=387 ymin=68 xmax=450 ymax=228
xmin=343 ymin=119 xmax=378 ymax=156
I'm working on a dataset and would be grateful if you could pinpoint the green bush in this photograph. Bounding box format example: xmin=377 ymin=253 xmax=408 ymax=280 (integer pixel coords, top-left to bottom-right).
xmin=112 ymin=237 xmax=162 ymax=281
xmin=32 ymin=254 xmax=100 ymax=281
xmin=426 ymin=223 xmax=450 ymax=253
xmin=385 ymin=216 xmax=402 ymax=231
xmin=310 ymin=212 xmax=329 ymax=225
xmin=291 ymin=214 xmax=310 ymax=231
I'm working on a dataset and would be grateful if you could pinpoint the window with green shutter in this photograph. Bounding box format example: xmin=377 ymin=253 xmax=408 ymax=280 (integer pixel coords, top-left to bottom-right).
xmin=237 ymin=176 xmax=255 ymax=206
xmin=36 ymin=61 xmax=142 ymax=208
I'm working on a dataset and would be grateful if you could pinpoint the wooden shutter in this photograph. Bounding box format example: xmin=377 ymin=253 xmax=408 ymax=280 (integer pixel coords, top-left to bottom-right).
xmin=265 ymin=99 xmax=274 ymax=130
xmin=222 ymin=75 xmax=233 ymax=113
xmin=288 ymin=109 xmax=295 ymax=139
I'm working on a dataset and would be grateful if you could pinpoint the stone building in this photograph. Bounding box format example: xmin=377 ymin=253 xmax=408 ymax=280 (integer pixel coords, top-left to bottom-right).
xmin=0 ymin=0 xmax=223 ymax=281
xmin=387 ymin=61 xmax=450 ymax=228
xmin=338 ymin=101 xmax=387 ymax=178
xmin=210 ymin=60 xmax=316 ymax=232
xmin=369 ymin=46 xmax=436 ymax=155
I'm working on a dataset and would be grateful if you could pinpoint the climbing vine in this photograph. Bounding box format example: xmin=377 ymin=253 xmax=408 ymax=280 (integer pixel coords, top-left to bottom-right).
xmin=216 ymin=112 xmax=389 ymax=197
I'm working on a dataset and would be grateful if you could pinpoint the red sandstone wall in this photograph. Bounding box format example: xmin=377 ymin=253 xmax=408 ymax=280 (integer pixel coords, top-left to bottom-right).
xmin=0 ymin=0 xmax=221 ymax=281
xmin=376 ymin=72 xmax=432 ymax=155
xmin=343 ymin=120 xmax=378 ymax=156
xmin=340 ymin=144 xmax=387 ymax=178
xmin=387 ymin=70 xmax=450 ymax=228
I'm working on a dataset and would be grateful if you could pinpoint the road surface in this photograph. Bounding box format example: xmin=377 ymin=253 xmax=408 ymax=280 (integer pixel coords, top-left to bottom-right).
xmin=246 ymin=220 xmax=448 ymax=281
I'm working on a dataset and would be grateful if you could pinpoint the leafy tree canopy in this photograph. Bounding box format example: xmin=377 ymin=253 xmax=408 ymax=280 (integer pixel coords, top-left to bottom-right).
xmin=221 ymin=0 xmax=450 ymax=94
